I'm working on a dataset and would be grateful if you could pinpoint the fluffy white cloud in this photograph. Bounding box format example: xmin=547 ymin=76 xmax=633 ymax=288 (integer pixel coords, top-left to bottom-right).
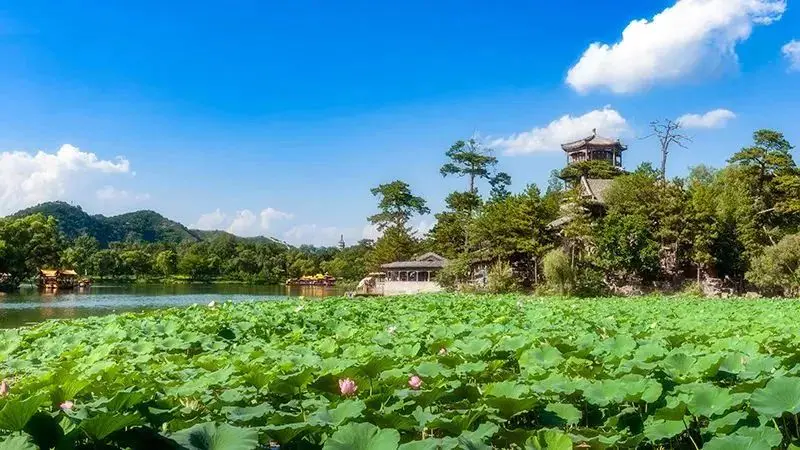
xmin=95 ymin=185 xmax=150 ymax=202
xmin=0 ymin=144 xmax=131 ymax=214
xmin=194 ymin=207 xmax=293 ymax=236
xmin=260 ymin=207 xmax=294 ymax=230
xmin=783 ymin=40 xmax=800 ymax=71
xmin=492 ymin=107 xmax=630 ymax=155
xmin=566 ymin=0 xmax=786 ymax=93
xmin=194 ymin=209 xmax=227 ymax=230
xmin=284 ymin=224 xmax=342 ymax=246
xmin=677 ymin=109 xmax=736 ymax=129
xmin=227 ymin=210 xmax=258 ymax=235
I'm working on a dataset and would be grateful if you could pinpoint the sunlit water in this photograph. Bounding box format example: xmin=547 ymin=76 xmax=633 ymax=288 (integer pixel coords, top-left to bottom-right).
xmin=0 ymin=284 xmax=345 ymax=328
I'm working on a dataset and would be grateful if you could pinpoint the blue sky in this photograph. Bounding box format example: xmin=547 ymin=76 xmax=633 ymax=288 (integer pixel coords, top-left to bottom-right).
xmin=0 ymin=0 xmax=798 ymax=245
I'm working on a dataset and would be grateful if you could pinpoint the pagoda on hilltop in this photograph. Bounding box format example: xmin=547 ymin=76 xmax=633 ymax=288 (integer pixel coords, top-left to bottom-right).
xmin=561 ymin=129 xmax=627 ymax=168
xmin=548 ymin=129 xmax=627 ymax=230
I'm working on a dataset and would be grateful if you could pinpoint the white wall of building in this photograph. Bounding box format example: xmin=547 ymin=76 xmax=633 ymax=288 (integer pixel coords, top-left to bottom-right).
xmin=383 ymin=281 xmax=443 ymax=296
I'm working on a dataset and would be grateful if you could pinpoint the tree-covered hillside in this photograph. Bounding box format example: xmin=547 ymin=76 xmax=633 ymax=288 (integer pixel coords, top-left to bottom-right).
xmin=12 ymin=202 xmax=201 ymax=246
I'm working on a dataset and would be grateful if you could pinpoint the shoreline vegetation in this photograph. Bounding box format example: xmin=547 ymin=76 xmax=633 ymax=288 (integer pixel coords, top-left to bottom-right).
xmin=2 ymin=294 xmax=800 ymax=448
xmin=2 ymin=129 xmax=800 ymax=298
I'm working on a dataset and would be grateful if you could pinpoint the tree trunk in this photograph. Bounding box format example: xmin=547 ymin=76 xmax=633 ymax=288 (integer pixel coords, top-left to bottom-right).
xmin=661 ymin=148 xmax=668 ymax=180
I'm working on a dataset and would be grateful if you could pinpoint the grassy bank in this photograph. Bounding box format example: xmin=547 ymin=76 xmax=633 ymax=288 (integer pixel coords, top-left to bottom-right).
xmin=1 ymin=295 xmax=800 ymax=449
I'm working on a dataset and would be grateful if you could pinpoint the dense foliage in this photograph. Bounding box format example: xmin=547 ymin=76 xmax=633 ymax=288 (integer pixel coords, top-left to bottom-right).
xmin=2 ymin=295 xmax=800 ymax=449
xmin=5 ymin=128 xmax=800 ymax=296
xmin=0 ymin=210 xmax=372 ymax=287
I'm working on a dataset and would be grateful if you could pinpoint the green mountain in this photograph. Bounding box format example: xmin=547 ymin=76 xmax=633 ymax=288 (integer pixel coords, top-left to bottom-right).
xmin=11 ymin=202 xmax=202 ymax=246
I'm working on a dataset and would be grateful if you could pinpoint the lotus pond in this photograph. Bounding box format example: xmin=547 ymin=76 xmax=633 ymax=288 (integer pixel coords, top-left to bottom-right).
xmin=1 ymin=295 xmax=800 ymax=449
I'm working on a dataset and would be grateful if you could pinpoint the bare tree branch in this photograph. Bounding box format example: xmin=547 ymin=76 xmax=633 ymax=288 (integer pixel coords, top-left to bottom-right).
xmin=648 ymin=119 xmax=692 ymax=180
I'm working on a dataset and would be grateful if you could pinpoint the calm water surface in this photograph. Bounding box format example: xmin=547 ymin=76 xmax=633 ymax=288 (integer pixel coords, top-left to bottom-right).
xmin=0 ymin=284 xmax=344 ymax=328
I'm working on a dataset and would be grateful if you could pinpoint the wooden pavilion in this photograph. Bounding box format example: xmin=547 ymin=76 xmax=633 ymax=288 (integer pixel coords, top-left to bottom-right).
xmin=561 ymin=129 xmax=626 ymax=168
xmin=38 ymin=269 xmax=80 ymax=290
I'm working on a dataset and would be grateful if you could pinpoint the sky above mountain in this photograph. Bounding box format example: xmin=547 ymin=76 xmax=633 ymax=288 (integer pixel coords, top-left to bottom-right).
xmin=1 ymin=0 xmax=798 ymax=246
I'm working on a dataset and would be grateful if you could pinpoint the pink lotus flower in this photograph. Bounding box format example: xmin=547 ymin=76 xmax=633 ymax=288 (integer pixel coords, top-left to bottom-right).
xmin=60 ymin=400 xmax=74 ymax=411
xmin=408 ymin=375 xmax=423 ymax=390
xmin=338 ymin=378 xmax=357 ymax=396
xmin=0 ymin=380 xmax=8 ymax=396
xmin=438 ymin=347 xmax=448 ymax=356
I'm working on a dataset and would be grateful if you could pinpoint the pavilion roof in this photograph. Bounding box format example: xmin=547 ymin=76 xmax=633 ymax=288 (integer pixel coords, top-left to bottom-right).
xmin=381 ymin=252 xmax=448 ymax=270
xmin=562 ymin=130 xmax=626 ymax=152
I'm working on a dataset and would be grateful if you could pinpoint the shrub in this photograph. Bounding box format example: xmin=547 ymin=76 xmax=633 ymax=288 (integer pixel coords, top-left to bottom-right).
xmin=543 ymin=248 xmax=574 ymax=295
xmin=747 ymin=233 xmax=800 ymax=297
xmin=437 ymin=256 xmax=470 ymax=291
xmin=486 ymin=261 xmax=517 ymax=293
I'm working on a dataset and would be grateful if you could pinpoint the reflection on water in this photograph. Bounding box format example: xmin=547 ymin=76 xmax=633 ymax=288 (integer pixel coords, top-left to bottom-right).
xmin=0 ymin=284 xmax=344 ymax=329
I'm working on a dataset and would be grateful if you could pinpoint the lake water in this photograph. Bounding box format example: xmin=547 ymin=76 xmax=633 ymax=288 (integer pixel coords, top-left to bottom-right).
xmin=0 ymin=284 xmax=345 ymax=329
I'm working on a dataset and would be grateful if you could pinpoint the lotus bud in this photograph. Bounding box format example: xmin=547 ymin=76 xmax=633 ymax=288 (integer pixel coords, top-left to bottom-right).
xmin=207 ymin=301 xmax=217 ymax=308
xmin=0 ymin=380 xmax=8 ymax=396
xmin=438 ymin=347 xmax=448 ymax=356
xmin=338 ymin=378 xmax=357 ymax=396
xmin=60 ymin=400 xmax=74 ymax=411
xmin=408 ymin=375 xmax=423 ymax=390
xmin=387 ymin=326 xmax=397 ymax=335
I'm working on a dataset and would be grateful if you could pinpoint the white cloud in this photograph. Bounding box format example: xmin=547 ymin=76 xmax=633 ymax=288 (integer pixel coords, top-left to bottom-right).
xmin=194 ymin=207 xmax=294 ymax=236
xmin=677 ymin=109 xmax=736 ymax=128
xmin=194 ymin=209 xmax=227 ymax=230
xmin=227 ymin=210 xmax=258 ymax=236
xmin=95 ymin=185 xmax=150 ymax=202
xmin=492 ymin=107 xmax=630 ymax=155
xmin=0 ymin=144 xmax=131 ymax=214
xmin=284 ymin=224 xmax=342 ymax=246
xmin=260 ymin=207 xmax=293 ymax=230
xmin=783 ymin=40 xmax=800 ymax=71
xmin=566 ymin=0 xmax=786 ymax=93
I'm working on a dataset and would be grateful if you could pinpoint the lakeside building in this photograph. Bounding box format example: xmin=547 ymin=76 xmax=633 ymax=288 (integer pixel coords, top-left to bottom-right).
xmin=38 ymin=269 xmax=80 ymax=290
xmin=355 ymin=253 xmax=448 ymax=296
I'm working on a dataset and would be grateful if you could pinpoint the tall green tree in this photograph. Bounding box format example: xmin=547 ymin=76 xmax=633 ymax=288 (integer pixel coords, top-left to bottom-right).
xmin=440 ymin=138 xmax=509 ymax=194
xmin=0 ymin=214 xmax=62 ymax=287
xmin=368 ymin=180 xmax=430 ymax=230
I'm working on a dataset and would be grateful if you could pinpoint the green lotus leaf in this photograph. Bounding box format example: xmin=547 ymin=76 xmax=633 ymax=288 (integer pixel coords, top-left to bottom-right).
xmin=661 ymin=352 xmax=696 ymax=379
xmin=457 ymin=422 xmax=499 ymax=449
xmin=171 ymin=422 xmax=259 ymax=450
xmin=415 ymin=362 xmax=452 ymax=379
xmin=643 ymin=419 xmax=686 ymax=441
xmin=0 ymin=434 xmax=37 ymax=450
xmin=398 ymin=438 xmax=458 ymax=450
xmin=323 ymin=422 xmax=400 ymax=450
xmin=544 ymin=403 xmax=581 ymax=426
xmin=684 ymin=384 xmax=746 ymax=418
xmin=594 ymin=334 xmax=636 ymax=359
xmin=454 ymin=338 xmax=493 ymax=357
xmin=223 ymin=403 xmax=273 ymax=423
xmin=0 ymin=395 xmax=45 ymax=432
xmin=519 ymin=346 xmax=564 ymax=373
xmin=524 ymin=429 xmax=573 ymax=450
xmin=79 ymin=412 xmax=143 ymax=441
xmin=309 ymin=400 xmax=366 ymax=427
xmin=455 ymin=361 xmax=488 ymax=376
xmin=734 ymin=426 xmax=783 ymax=448
xmin=705 ymin=410 xmax=748 ymax=434
xmin=483 ymin=382 xmax=535 ymax=417
xmin=704 ymin=435 xmax=772 ymax=450
xmin=750 ymin=376 xmax=800 ymax=417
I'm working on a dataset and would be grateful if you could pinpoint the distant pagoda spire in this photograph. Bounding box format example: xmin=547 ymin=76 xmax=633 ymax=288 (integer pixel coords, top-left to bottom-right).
xmin=338 ymin=234 xmax=345 ymax=249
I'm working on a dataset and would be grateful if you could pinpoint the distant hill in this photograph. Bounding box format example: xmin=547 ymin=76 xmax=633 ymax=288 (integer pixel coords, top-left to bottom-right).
xmin=10 ymin=201 xmax=288 ymax=247
xmin=11 ymin=202 xmax=202 ymax=246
